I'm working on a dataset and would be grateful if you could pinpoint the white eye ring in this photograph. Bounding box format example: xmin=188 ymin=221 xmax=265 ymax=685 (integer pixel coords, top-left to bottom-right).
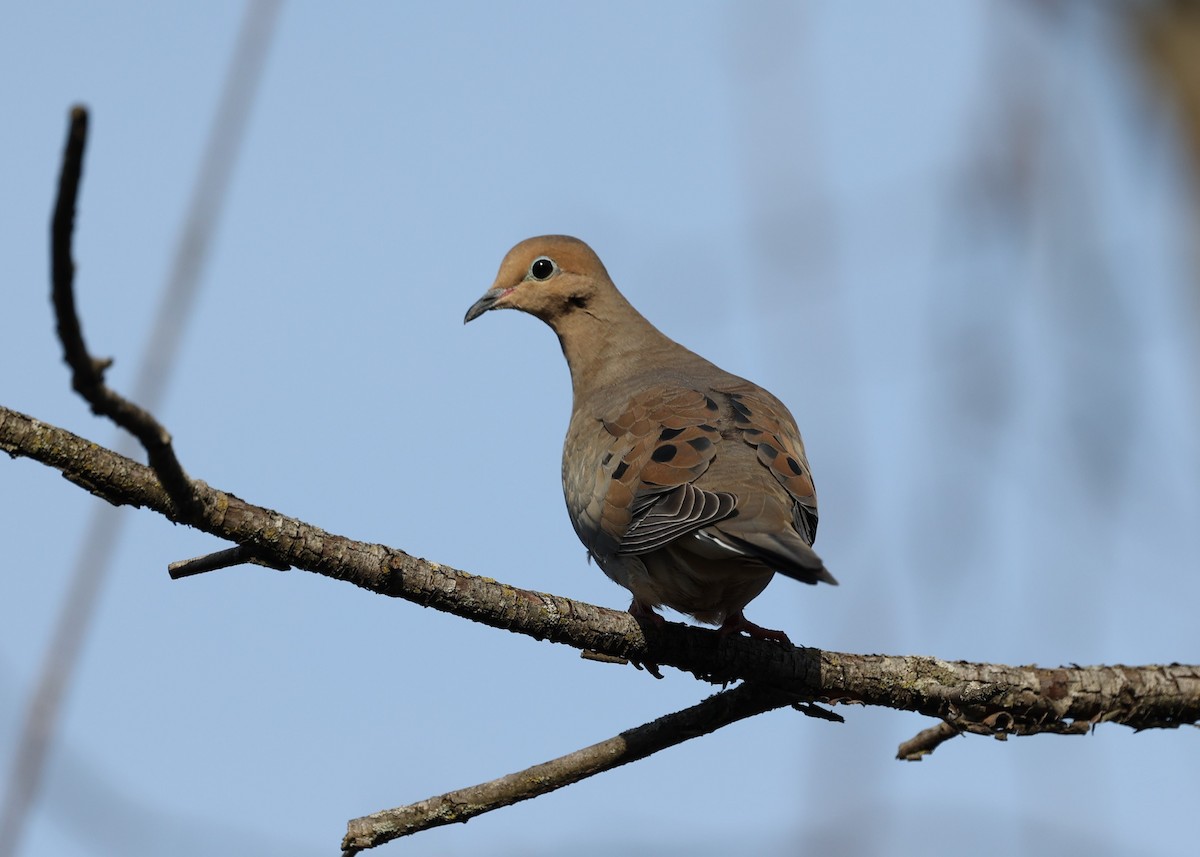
xmin=529 ymin=256 xmax=557 ymax=281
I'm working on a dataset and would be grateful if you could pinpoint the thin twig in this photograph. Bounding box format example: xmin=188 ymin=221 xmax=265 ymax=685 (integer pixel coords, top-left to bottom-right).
xmin=50 ymin=108 xmax=99 ymax=377
xmin=48 ymin=106 xmax=197 ymax=516
xmin=168 ymin=545 xmax=289 ymax=579
xmin=896 ymin=721 xmax=960 ymax=761
xmin=792 ymin=701 xmax=845 ymax=723
xmin=341 ymin=683 xmax=800 ymax=853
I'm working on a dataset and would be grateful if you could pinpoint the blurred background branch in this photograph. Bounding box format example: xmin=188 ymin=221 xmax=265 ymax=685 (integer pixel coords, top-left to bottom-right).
xmin=1135 ymin=0 xmax=1200 ymax=192
xmin=0 ymin=3 xmax=282 ymax=855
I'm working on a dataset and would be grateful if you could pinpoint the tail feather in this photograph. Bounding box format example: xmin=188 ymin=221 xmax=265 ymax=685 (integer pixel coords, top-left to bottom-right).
xmin=721 ymin=530 xmax=837 ymax=586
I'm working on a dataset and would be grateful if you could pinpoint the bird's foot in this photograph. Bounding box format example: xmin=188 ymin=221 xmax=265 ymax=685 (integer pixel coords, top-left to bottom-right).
xmin=628 ymin=599 xmax=667 ymax=626
xmin=716 ymin=612 xmax=792 ymax=646
xmin=627 ymin=600 xmax=665 ymax=679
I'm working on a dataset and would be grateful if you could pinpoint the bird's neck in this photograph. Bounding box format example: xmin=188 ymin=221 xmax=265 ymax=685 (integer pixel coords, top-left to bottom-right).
xmin=552 ymin=293 xmax=678 ymax=401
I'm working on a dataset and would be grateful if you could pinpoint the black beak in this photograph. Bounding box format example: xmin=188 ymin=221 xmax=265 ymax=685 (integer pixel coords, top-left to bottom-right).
xmin=464 ymin=288 xmax=508 ymax=324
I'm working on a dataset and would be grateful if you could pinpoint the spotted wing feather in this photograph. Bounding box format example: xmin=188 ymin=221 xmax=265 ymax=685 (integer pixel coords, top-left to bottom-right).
xmin=696 ymin=383 xmax=836 ymax=586
xmin=564 ymin=386 xmax=735 ymax=559
xmin=724 ymin=385 xmax=819 ymax=544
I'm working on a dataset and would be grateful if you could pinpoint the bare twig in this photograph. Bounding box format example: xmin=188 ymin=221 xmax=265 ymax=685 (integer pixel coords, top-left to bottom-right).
xmin=896 ymin=721 xmax=961 ymax=761
xmin=50 ymin=108 xmax=99 ymax=376
xmin=168 ymin=545 xmax=289 ymax=579
xmin=792 ymin=701 xmax=845 ymax=724
xmin=341 ymin=683 xmax=800 ymax=853
xmin=48 ymin=106 xmax=198 ymax=516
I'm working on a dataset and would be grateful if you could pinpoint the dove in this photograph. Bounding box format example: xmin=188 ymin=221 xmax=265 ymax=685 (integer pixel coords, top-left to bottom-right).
xmin=465 ymin=235 xmax=835 ymax=644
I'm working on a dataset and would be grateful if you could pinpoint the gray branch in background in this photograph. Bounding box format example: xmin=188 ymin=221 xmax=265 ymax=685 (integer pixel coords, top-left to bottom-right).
xmin=0 ymin=3 xmax=282 ymax=854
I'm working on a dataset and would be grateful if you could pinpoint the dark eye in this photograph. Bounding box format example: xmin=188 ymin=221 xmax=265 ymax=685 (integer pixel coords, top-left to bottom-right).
xmin=529 ymin=256 xmax=556 ymax=281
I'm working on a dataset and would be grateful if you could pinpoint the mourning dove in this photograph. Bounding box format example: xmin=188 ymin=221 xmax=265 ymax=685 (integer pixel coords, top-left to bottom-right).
xmin=465 ymin=235 xmax=836 ymax=645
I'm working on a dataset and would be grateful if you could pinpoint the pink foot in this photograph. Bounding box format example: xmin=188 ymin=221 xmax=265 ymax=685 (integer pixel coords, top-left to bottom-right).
xmin=717 ymin=612 xmax=792 ymax=646
xmin=627 ymin=600 xmax=665 ymax=679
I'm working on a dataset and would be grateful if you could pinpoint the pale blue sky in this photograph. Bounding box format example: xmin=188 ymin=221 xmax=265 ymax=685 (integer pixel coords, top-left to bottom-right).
xmin=2 ymin=3 xmax=1198 ymax=856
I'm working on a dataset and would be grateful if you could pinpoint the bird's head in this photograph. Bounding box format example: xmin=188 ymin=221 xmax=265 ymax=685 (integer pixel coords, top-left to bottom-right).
xmin=464 ymin=235 xmax=613 ymax=327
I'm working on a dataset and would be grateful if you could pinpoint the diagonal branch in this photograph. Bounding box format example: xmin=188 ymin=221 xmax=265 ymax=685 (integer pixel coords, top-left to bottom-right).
xmin=341 ymin=682 xmax=801 ymax=853
xmin=3 ymin=404 xmax=1199 ymax=741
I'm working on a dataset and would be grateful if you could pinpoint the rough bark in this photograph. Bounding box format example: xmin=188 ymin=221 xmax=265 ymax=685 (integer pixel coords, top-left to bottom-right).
xmin=5 ymin=405 xmax=1198 ymax=738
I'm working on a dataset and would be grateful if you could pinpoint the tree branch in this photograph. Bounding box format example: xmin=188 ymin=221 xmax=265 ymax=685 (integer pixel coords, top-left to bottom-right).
xmin=50 ymin=105 xmax=200 ymax=519
xmin=896 ymin=721 xmax=962 ymax=761
xmin=341 ymin=682 xmax=800 ymax=853
xmin=4 ymin=405 xmax=1199 ymax=741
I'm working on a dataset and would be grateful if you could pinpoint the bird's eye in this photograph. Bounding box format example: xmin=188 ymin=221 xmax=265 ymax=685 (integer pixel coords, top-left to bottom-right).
xmin=529 ymin=257 xmax=557 ymax=281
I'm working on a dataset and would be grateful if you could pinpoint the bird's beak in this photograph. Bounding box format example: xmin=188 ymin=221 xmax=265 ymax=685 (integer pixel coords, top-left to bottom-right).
xmin=463 ymin=287 xmax=512 ymax=324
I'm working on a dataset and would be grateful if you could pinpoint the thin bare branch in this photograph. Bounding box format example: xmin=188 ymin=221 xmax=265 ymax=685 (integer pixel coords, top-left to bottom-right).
xmin=342 ymin=683 xmax=800 ymax=853
xmin=50 ymin=108 xmax=98 ymax=377
xmin=580 ymin=649 xmax=631 ymax=666
xmin=896 ymin=721 xmax=961 ymax=761
xmin=168 ymin=545 xmax=289 ymax=578
xmin=48 ymin=105 xmax=197 ymax=516
xmin=791 ymin=700 xmax=845 ymax=724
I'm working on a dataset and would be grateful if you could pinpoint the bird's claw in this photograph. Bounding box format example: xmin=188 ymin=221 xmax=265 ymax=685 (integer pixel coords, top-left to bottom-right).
xmin=628 ymin=600 xmax=666 ymax=677
xmin=717 ymin=612 xmax=792 ymax=646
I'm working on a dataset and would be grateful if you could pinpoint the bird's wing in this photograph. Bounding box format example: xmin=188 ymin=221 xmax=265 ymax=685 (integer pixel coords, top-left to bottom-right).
xmin=564 ymin=385 xmax=736 ymax=558
xmin=719 ymin=383 xmax=819 ymax=543
xmin=700 ymin=382 xmax=836 ymax=585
